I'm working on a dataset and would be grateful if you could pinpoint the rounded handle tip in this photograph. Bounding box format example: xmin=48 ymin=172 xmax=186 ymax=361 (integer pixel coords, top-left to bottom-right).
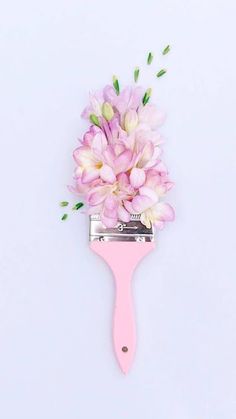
xmin=115 ymin=341 xmax=135 ymax=374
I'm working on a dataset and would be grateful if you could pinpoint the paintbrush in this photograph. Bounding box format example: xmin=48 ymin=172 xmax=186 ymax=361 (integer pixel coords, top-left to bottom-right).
xmin=89 ymin=214 xmax=155 ymax=373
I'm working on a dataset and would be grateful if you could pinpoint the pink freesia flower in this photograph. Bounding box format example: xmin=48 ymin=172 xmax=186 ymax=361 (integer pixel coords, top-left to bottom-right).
xmin=115 ymin=86 xmax=144 ymax=114
xmin=73 ymin=131 xmax=116 ymax=184
xmin=81 ymin=91 xmax=105 ymax=119
xmin=87 ymin=173 xmax=135 ymax=227
xmin=138 ymin=104 xmax=166 ymax=129
xmin=140 ymin=203 xmax=175 ymax=229
xmin=103 ymin=85 xmax=144 ymax=115
xmin=71 ymin=81 xmax=174 ymax=230
xmin=130 ymin=183 xmax=174 ymax=229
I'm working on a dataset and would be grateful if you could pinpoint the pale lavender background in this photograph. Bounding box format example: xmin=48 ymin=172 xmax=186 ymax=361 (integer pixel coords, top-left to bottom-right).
xmin=0 ymin=0 xmax=236 ymax=418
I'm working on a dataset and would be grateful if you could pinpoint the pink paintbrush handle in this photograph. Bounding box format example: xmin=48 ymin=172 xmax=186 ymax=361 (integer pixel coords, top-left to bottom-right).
xmin=113 ymin=266 xmax=136 ymax=374
xmin=90 ymin=241 xmax=155 ymax=373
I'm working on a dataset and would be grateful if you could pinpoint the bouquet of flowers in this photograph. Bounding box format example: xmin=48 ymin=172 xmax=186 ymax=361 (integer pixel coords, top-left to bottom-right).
xmin=71 ymin=76 xmax=174 ymax=229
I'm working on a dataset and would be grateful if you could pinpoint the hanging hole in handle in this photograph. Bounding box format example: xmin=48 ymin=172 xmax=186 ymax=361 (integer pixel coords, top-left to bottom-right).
xmin=122 ymin=346 xmax=128 ymax=353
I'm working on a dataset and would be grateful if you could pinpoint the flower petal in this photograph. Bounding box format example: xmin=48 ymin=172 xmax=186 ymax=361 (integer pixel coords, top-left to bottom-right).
xmin=115 ymin=87 xmax=132 ymax=114
xmin=81 ymin=169 xmax=99 ymax=183
xmin=129 ymin=87 xmax=144 ymax=109
xmin=89 ymin=91 xmax=103 ymax=116
xmin=130 ymin=168 xmax=146 ymax=188
xmin=81 ymin=105 xmax=92 ymax=119
xmin=100 ymin=164 xmax=116 ymax=183
xmin=103 ymin=85 xmax=117 ymax=105
xmin=82 ymin=126 xmax=101 ymax=146
xmin=132 ymin=195 xmax=153 ymax=213
xmin=101 ymin=213 xmax=118 ymax=228
xmin=154 ymin=220 xmax=165 ymax=229
xmin=114 ymin=150 xmax=133 ymax=174
xmin=139 ymin=186 xmax=158 ymax=204
xmin=123 ymin=200 xmax=136 ymax=214
xmin=88 ymin=186 xmax=109 ymax=206
xmin=91 ymin=132 xmax=107 ymax=152
xmin=155 ymin=161 xmax=168 ymax=174
xmin=117 ymin=173 xmax=129 ymax=188
xmin=138 ymin=104 xmax=166 ymax=128
xmin=117 ymin=205 xmax=131 ymax=222
xmin=88 ymin=204 xmax=103 ymax=215
xmin=73 ymin=146 xmax=95 ymax=167
xmin=137 ymin=141 xmax=154 ymax=168
xmin=103 ymin=145 xmax=116 ymax=167
xmin=104 ymin=195 xmax=118 ymax=211
xmin=155 ymin=203 xmax=175 ymax=221
xmin=140 ymin=212 xmax=152 ymax=229
xmin=73 ymin=176 xmax=91 ymax=193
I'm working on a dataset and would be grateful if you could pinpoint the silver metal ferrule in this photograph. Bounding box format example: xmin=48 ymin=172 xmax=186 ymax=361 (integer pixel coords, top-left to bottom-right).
xmin=89 ymin=214 xmax=154 ymax=242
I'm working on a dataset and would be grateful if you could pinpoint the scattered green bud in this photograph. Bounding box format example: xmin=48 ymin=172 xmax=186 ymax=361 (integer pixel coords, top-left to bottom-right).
xmin=147 ymin=52 xmax=153 ymax=65
xmin=60 ymin=201 xmax=69 ymax=207
xmin=142 ymin=88 xmax=152 ymax=105
xmin=112 ymin=75 xmax=120 ymax=95
xmin=162 ymin=45 xmax=171 ymax=55
xmin=61 ymin=213 xmax=68 ymax=221
xmin=89 ymin=114 xmax=100 ymax=127
xmin=134 ymin=67 xmax=140 ymax=83
xmin=102 ymin=102 xmax=114 ymax=121
xmin=72 ymin=202 xmax=84 ymax=211
xmin=156 ymin=69 xmax=167 ymax=78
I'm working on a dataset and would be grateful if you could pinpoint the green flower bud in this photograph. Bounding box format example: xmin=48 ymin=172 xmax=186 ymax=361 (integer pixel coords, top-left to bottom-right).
xmin=162 ymin=45 xmax=170 ymax=55
xmin=156 ymin=69 xmax=167 ymax=78
xmin=112 ymin=75 xmax=120 ymax=95
xmin=142 ymin=88 xmax=152 ymax=105
xmin=72 ymin=202 xmax=84 ymax=210
xmin=147 ymin=52 xmax=153 ymax=65
xmin=134 ymin=67 xmax=140 ymax=83
xmin=89 ymin=114 xmax=100 ymax=126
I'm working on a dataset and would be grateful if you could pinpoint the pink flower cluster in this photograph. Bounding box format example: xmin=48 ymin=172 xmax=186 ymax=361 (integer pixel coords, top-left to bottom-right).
xmin=72 ymin=84 xmax=174 ymax=229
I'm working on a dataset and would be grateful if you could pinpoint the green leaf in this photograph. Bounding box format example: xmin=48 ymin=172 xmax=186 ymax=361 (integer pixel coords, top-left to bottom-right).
xmin=162 ymin=45 xmax=170 ymax=55
xmin=147 ymin=52 xmax=153 ymax=65
xmin=142 ymin=88 xmax=152 ymax=105
xmin=72 ymin=202 xmax=84 ymax=211
xmin=89 ymin=114 xmax=100 ymax=126
xmin=60 ymin=201 xmax=69 ymax=207
xmin=61 ymin=213 xmax=68 ymax=221
xmin=134 ymin=67 xmax=140 ymax=83
xmin=156 ymin=69 xmax=167 ymax=78
xmin=112 ymin=75 xmax=120 ymax=95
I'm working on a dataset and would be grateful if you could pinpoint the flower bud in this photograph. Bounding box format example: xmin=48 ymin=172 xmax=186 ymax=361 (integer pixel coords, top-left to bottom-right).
xmin=102 ymin=102 xmax=114 ymax=121
xmin=124 ymin=109 xmax=138 ymax=134
xmin=112 ymin=75 xmax=120 ymax=95
xmin=89 ymin=114 xmax=100 ymax=127
xmin=142 ymin=88 xmax=152 ymax=105
xmin=134 ymin=67 xmax=140 ymax=83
